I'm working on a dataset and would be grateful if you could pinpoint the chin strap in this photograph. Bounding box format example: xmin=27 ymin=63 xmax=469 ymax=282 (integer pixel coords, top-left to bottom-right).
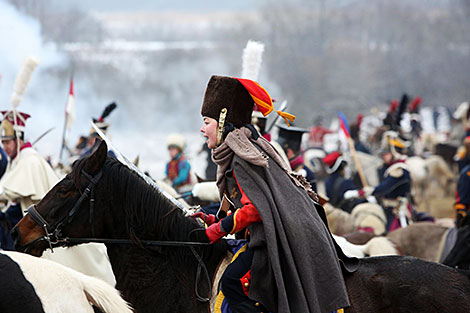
xmin=216 ymin=108 xmax=227 ymax=146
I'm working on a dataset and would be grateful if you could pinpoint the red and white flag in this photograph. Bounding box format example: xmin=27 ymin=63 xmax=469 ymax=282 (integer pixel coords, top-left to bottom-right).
xmin=65 ymin=78 xmax=75 ymax=130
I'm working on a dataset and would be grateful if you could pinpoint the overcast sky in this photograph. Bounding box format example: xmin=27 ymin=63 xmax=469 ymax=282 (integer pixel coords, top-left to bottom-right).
xmin=49 ymin=0 xmax=264 ymax=13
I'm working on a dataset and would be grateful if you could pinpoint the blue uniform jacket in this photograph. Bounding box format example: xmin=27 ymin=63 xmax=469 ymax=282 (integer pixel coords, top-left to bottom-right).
xmin=373 ymin=163 xmax=411 ymax=200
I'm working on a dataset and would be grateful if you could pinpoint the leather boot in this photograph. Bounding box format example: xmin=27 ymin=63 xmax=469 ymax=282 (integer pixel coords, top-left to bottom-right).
xmin=230 ymin=300 xmax=262 ymax=313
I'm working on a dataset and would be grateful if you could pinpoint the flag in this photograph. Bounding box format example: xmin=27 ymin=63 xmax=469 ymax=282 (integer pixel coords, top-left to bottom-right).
xmin=65 ymin=78 xmax=75 ymax=130
xmin=338 ymin=111 xmax=350 ymax=138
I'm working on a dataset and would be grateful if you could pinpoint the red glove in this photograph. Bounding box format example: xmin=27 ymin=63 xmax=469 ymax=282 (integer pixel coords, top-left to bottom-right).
xmin=191 ymin=212 xmax=216 ymax=226
xmin=205 ymin=223 xmax=227 ymax=243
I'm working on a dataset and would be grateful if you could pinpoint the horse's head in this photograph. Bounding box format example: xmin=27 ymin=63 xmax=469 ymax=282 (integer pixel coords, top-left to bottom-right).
xmin=13 ymin=141 xmax=108 ymax=256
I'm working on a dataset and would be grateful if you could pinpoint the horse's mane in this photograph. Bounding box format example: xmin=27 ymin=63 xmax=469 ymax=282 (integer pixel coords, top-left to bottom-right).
xmin=71 ymin=156 xmax=205 ymax=244
xmin=69 ymin=154 xmax=227 ymax=312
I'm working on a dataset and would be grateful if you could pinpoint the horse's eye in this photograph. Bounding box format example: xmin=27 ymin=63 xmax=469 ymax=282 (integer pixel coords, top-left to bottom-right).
xmin=57 ymin=187 xmax=70 ymax=197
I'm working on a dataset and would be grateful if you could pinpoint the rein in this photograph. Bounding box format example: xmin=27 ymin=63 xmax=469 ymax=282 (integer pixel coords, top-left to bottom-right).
xmin=26 ymin=167 xmax=213 ymax=303
xmin=54 ymin=237 xmax=212 ymax=247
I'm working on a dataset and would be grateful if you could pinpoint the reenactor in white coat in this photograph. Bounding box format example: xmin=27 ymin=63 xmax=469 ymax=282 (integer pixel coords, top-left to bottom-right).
xmin=0 ymin=111 xmax=59 ymax=215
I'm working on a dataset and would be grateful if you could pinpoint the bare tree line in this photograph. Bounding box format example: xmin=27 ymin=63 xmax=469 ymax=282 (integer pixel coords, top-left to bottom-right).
xmin=251 ymin=0 xmax=470 ymax=125
xmin=7 ymin=0 xmax=470 ymax=129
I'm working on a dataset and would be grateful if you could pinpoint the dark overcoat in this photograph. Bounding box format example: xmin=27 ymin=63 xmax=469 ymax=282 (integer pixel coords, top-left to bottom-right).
xmin=224 ymin=153 xmax=356 ymax=313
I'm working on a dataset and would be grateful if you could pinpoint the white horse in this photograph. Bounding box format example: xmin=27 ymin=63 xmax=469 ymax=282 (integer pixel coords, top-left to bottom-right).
xmin=0 ymin=250 xmax=132 ymax=313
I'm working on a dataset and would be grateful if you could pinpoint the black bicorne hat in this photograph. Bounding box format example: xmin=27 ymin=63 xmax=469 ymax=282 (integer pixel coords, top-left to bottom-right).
xmin=276 ymin=124 xmax=309 ymax=153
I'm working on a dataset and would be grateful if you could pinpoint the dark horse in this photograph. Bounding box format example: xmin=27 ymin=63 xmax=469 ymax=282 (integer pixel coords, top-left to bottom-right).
xmin=12 ymin=142 xmax=470 ymax=313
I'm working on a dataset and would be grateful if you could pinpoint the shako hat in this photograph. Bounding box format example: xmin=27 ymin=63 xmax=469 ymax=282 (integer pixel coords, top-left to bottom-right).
xmin=1 ymin=110 xmax=31 ymax=140
xmin=276 ymin=124 xmax=308 ymax=153
xmin=201 ymin=75 xmax=295 ymax=128
xmin=252 ymin=104 xmax=268 ymax=134
xmin=323 ymin=151 xmax=347 ymax=174
xmin=387 ymin=137 xmax=407 ymax=156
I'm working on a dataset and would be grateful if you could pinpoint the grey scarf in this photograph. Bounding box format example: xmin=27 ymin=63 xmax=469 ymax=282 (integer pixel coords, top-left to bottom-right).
xmin=212 ymin=126 xmax=318 ymax=201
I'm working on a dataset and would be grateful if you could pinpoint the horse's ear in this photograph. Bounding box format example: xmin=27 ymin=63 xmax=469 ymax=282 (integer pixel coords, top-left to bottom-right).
xmin=85 ymin=141 xmax=108 ymax=174
xmin=195 ymin=174 xmax=206 ymax=183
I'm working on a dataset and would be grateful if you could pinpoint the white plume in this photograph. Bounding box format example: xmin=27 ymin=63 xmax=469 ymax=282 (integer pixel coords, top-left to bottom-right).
xmin=420 ymin=107 xmax=435 ymax=133
xmin=241 ymin=40 xmax=265 ymax=81
xmin=436 ymin=106 xmax=451 ymax=133
xmin=10 ymin=56 xmax=40 ymax=108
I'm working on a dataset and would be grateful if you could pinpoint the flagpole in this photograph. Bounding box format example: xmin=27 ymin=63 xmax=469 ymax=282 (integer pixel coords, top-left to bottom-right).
xmin=59 ymin=110 xmax=68 ymax=162
xmin=347 ymin=137 xmax=368 ymax=188
xmin=338 ymin=112 xmax=368 ymax=188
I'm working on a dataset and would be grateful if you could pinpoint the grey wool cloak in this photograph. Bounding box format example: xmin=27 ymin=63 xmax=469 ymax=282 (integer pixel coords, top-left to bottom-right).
xmin=226 ymin=154 xmax=353 ymax=313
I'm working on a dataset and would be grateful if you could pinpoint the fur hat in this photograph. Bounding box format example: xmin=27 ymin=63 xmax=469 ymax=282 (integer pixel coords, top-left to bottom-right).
xmin=201 ymin=75 xmax=295 ymax=128
xmin=201 ymin=76 xmax=254 ymax=127
xmin=167 ymin=134 xmax=185 ymax=151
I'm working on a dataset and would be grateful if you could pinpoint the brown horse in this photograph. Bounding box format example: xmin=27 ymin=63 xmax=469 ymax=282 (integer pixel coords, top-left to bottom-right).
xmin=12 ymin=142 xmax=470 ymax=313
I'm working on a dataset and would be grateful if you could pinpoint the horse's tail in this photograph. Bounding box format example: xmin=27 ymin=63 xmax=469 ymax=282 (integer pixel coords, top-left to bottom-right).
xmin=79 ymin=274 xmax=133 ymax=313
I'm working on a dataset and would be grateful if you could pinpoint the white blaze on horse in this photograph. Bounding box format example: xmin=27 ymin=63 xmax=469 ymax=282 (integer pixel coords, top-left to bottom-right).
xmin=0 ymin=250 xmax=132 ymax=313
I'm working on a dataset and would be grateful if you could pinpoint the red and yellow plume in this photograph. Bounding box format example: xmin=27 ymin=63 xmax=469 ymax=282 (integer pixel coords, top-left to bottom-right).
xmin=235 ymin=78 xmax=296 ymax=126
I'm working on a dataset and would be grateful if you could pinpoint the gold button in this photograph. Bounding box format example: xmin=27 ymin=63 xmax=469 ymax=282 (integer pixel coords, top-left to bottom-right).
xmin=244 ymin=282 xmax=249 ymax=288
xmin=255 ymin=302 xmax=260 ymax=307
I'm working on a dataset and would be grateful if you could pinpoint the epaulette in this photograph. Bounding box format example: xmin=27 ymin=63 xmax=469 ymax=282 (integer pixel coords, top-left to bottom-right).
xmin=389 ymin=167 xmax=403 ymax=178
xmin=385 ymin=162 xmax=408 ymax=178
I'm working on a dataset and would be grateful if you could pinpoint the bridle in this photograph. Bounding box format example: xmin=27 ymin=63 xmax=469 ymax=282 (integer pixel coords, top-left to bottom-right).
xmin=26 ymin=169 xmax=103 ymax=251
xmin=24 ymin=167 xmax=213 ymax=302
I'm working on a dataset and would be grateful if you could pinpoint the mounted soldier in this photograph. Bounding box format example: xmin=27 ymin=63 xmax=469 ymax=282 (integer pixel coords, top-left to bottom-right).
xmin=370 ymin=136 xmax=414 ymax=231
xmin=323 ymin=151 xmax=367 ymax=213
xmin=82 ymin=102 xmax=117 ymax=158
xmin=0 ymin=110 xmax=58 ymax=249
xmin=0 ymin=110 xmax=59 ymax=215
xmin=197 ymin=75 xmax=355 ymax=313
xmin=165 ymin=134 xmax=192 ymax=193
xmin=276 ymin=124 xmax=317 ymax=191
